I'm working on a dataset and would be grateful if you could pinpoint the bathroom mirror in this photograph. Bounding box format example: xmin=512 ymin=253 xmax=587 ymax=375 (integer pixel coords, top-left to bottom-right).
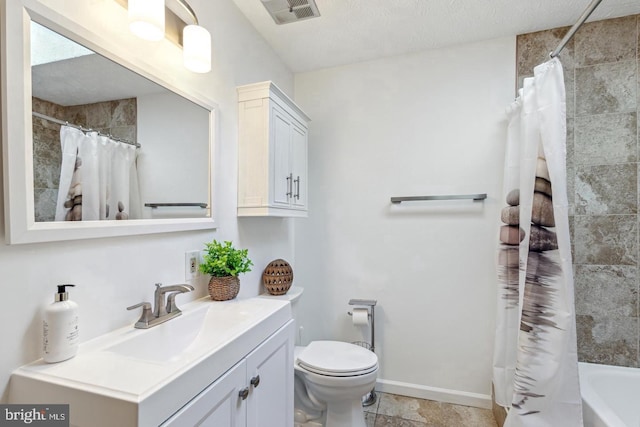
xmin=2 ymin=2 xmax=218 ymax=244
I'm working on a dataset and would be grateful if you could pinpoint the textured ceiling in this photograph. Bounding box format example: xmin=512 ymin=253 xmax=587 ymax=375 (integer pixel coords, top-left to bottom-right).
xmin=232 ymin=0 xmax=640 ymax=72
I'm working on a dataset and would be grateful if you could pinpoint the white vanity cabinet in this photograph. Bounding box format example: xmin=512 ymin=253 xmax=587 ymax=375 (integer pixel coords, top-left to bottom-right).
xmin=162 ymin=320 xmax=294 ymax=427
xmin=9 ymin=297 xmax=294 ymax=427
xmin=237 ymin=81 xmax=310 ymax=217
xmin=246 ymin=319 xmax=294 ymax=427
xmin=162 ymin=359 xmax=247 ymax=426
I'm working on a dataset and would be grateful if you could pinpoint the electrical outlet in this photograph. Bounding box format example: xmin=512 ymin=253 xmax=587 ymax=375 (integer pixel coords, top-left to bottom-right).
xmin=185 ymin=250 xmax=201 ymax=281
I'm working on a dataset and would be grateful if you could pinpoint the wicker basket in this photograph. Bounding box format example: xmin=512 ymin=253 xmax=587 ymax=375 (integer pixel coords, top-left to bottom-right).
xmin=262 ymin=259 xmax=294 ymax=295
xmin=208 ymin=276 xmax=240 ymax=301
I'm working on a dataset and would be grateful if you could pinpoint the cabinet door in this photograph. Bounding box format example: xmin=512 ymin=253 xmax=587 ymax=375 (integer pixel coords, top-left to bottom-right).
xmin=271 ymin=105 xmax=293 ymax=207
xmin=290 ymin=122 xmax=308 ymax=210
xmin=246 ymin=321 xmax=295 ymax=427
xmin=161 ymin=361 xmax=247 ymax=427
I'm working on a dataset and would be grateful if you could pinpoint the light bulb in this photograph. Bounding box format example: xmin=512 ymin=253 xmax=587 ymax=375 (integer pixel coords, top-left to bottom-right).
xmin=183 ymin=25 xmax=211 ymax=73
xmin=129 ymin=0 xmax=165 ymax=42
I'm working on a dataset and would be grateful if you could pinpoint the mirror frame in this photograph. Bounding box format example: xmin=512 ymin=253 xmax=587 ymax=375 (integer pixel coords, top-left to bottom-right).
xmin=1 ymin=0 xmax=218 ymax=244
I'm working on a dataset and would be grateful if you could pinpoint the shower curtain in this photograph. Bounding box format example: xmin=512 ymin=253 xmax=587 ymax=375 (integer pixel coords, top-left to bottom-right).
xmin=492 ymin=57 xmax=583 ymax=426
xmin=55 ymin=126 xmax=140 ymax=221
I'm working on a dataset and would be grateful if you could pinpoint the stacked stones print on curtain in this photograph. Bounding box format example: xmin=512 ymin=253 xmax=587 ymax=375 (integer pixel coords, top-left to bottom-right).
xmin=499 ymin=160 xmax=558 ymax=304
xmin=499 ymin=153 xmax=562 ymax=415
xmin=500 ymin=164 xmax=557 ymax=252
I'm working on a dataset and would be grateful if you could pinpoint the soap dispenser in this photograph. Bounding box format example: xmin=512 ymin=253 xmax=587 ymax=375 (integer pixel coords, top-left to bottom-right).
xmin=43 ymin=284 xmax=79 ymax=363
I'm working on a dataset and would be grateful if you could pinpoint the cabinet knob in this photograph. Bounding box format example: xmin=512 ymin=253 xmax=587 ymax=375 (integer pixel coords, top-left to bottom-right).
xmin=238 ymin=387 xmax=250 ymax=400
xmin=250 ymin=375 xmax=260 ymax=388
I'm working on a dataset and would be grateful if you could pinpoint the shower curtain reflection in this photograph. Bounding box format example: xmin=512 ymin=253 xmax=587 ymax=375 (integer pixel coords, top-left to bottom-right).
xmin=55 ymin=126 xmax=140 ymax=221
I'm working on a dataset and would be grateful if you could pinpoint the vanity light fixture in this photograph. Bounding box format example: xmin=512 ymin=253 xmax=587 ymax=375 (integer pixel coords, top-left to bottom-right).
xmin=126 ymin=0 xmax=211 ymax=73
xmin=176 ymin=0 xmax=211 ymax=73
xmin=128 ymin=0 xmax=165 ymax=41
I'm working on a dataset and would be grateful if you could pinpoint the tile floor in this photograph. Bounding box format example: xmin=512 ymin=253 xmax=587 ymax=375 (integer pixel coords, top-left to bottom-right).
xmin=364 ymin=392 xmax=498 ymax=427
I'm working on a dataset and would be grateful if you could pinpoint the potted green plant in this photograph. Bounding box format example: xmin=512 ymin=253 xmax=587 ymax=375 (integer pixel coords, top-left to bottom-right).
xmin=199 ymin=240 xmax=253 ymax=301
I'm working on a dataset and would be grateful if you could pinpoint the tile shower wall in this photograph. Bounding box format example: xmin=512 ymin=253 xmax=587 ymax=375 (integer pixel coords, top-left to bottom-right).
xmin=517 ymin=15 xmax=639 ymax=367
xmin=32 ymin=97 xmax=137 ymax=221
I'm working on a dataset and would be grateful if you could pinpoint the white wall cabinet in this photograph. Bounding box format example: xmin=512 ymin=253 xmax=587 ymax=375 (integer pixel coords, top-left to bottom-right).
xmin=238 ymin=81 xmax=310 ymax=217
xmin=162 ymin=320 xmax=294 ymax=427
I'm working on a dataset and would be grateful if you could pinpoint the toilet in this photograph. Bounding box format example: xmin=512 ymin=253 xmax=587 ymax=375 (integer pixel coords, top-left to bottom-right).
xmin=294 ymin=340 xmax=378 ymax=427
xmin=272 ymin=287 xmax=378 ymax=426
xmin=261 ymin=286 xmax=378 ymax=427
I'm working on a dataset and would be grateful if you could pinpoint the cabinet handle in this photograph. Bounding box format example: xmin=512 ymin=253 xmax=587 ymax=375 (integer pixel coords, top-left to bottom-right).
xmin=294 ymin=176 xmax=300 ymax=200
xmin=238 ymin=387 xmax=250 ymax=400
xmin=286 ymin=173 xmax=293 ymax=197
xmin=250 ymin=375 xmax=260 ymax=388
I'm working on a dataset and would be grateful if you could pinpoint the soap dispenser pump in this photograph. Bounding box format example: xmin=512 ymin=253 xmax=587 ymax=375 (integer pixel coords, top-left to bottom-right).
xmin=43 ymin=284 xmax=79 ymax=363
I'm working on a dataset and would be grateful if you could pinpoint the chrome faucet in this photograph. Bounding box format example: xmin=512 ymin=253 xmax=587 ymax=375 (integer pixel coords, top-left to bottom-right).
xmin=153 ymin=283 xmax=194 ymax=317
xmin=127 ymin=283 xmax=194 ymax=329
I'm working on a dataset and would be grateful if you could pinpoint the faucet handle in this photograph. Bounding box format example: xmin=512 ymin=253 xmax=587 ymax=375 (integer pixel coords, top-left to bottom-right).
xmin=165 ymin=285 xmax=194 ymax=314
xmin=166 ymin=293 xmax=181 ymax=314
xmin=127 ymin=302 xmax=154 ymax=329
xmin=127 ymin=301 xmax=152 ymax=311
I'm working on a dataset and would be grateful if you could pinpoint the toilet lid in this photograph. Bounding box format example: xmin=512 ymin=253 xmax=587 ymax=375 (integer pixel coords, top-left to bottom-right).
xmin=296 ymin=341 xmax=378 ymax=375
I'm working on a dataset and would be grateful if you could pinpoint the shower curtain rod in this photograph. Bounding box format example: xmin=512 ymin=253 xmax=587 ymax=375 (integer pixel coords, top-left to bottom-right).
xmin=549 ymin=0 xmax=603 ymax=58
xmin=31 ymin=111 xmax=141 ymax=148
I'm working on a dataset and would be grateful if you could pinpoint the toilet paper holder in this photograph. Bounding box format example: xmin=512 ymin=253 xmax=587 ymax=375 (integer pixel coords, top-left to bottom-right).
xmin=347 ymin=299 xmax=377 ymax=407
xmin=347 ymin=299 xmax=377 ymax=352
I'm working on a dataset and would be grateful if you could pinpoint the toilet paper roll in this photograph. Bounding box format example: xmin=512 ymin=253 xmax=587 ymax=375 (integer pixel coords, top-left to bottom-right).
xmin=351 ymin=308 xmax=369 ymax=326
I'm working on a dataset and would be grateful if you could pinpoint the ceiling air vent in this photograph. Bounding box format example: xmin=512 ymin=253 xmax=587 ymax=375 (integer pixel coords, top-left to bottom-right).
xmin=260 ymin=0 xmax=321 ymax=25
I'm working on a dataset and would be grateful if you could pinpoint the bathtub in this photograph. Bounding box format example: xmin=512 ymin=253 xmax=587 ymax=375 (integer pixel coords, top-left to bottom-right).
xmin=580 ymin=362 xmax=640 ymax=427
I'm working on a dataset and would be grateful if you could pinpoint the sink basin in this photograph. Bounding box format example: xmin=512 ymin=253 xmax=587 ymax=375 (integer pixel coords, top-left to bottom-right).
xmin=105 ymin=305 xmax=209 ymax=363
xmin=105 ymin=300 xmax=258 ymax=363
xmin=10 ymin=296 xmax=292 ymax=427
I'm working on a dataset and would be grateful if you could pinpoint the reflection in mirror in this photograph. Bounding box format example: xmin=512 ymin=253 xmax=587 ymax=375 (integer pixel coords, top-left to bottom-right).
xmin=30 ymin=21 xmax=210 ymax=223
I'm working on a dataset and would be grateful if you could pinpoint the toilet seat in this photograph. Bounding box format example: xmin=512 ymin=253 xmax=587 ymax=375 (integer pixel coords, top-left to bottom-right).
xmin=296 ymin=341 xmax=378 ymax=377
xmin=298 ymin=362 xmax=378 ymax=377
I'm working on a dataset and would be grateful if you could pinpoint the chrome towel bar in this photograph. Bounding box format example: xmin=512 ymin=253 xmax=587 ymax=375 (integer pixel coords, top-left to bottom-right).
xmin=390 ymin=194 xmax=487 ymax=204
xmin=145 ymin=203 xmax=208 ymax=208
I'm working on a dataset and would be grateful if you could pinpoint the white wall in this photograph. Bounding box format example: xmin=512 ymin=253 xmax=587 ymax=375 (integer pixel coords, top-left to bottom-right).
xmin=294 ymin=37 xmax=516 ymax=407
xmin=137 ymin=91 xmax=210 ymax=219
xmin=0 ymin=0 xmax=295 ymax=401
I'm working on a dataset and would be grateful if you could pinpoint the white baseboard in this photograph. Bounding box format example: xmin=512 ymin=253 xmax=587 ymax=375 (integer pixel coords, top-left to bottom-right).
xmin=375 ymin=379 xmax=492 ymax=409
